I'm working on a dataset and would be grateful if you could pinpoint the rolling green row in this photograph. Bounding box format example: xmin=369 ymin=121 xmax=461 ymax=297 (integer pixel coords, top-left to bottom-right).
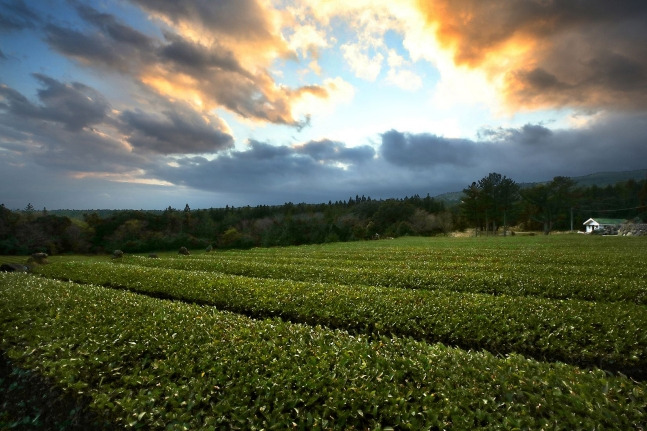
xmin=202 ymin=236 xmax=647 ymax=280
xmin=35 ymin=261 xmax=647 ymax=376
xmin=123 ymin=252 xmax=647 ymax=305
xmin=196 ymin=251 xmax=647 ymax=284
xmin=1 ymin=273 xmax=645 ymax=430
xmin=186 ymin=252 xmax=647 ymax=282
xmin=192 ymin=236 xmax=647 ymax=280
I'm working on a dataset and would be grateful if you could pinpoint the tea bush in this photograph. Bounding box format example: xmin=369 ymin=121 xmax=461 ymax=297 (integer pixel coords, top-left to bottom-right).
xmin=36 ymin=260 xmax=647 ymax=375
xmin=1 ymin=273 xmax=645 ymax=430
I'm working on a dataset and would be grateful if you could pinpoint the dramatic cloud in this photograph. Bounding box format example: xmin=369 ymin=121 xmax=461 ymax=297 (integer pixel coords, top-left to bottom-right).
xmin=1 ymin=0 xmax=645 ymax=210
xmin=416 ymin=0 xmax=647 ymax=110
xmin=150 ymin=139 xmax=377 ymax=203
xmin=140 ymin=112 xmax=647 ymax=207
xmin=155 ymin=144 xmax=324 ymax=193
xmin=120 ymin=107 xmax=234 ymax=155
xmin=44 ymin=6 xmax=153 ymax=74
xmin=129 ymin=0 xmax=283 ymax=49
xmin=0 ymin=76 xmax=234 ymax=175
xmin=0 ymin=74 xmax=111 ymax=131
xmin=75 ymin=3 xmax=153 ymax=49
xmin=297 ymin=0 xmax=426 ymax=85
xmin=157 ymin=32 xmax=247 ymax=77
xmin=41 ymin=2 xmax=334 ymax=126
xmin=380 ymin=130 xmax=478 ymax=168
xmin=380 ymin=115 xmax=647 ymax=183
xmin=294 ymin=139 xmax=375 ymax=165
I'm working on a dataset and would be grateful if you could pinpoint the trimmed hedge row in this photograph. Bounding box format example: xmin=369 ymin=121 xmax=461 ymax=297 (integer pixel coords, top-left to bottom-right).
xmin=209 ymin=235 xmax=647 ymax=280
xmin=35 ymin=261 xmax=647 ymax=377
xmin=125 ymin=253 xmax=647 ymax=304
xmin=1 ymin=273 xmax=645 ymax=430
xmin=201 ymin=240 xmax=647 ymax=280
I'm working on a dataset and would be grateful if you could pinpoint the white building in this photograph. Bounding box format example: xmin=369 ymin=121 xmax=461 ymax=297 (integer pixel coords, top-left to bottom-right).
xmin=582 ymin=218 xmax=625 ymax=233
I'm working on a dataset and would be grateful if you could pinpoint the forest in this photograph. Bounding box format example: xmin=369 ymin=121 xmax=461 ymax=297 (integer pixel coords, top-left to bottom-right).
xmin=1 ymin=175 xmax=646 ymax=255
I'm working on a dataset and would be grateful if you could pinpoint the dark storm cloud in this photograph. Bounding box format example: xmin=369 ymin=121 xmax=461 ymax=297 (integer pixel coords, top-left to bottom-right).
xmin=32 ymin=74 xmax=111 ymax=131
xmin=0 ymin=84 xmax=31 ymax=110
xmin=0 ymin=105 xmax=149 ymax=175
xmin=28 ymin=126 xmax=149 ymax=174
xmin=0 ymin=76 xmax=234 ymax=179
xmin=44 ymin=8 xmax=154 ymax=74
xmin=74 ymin=3 xmax=154 ymax=48
xmin=129 ymin=0 xmax=278 ymax=44
xmin=473 ymin=115 xmax=647 ymax=180
xmin=155 ymin=146 xmax=316 ymax=192
xmin=158 ymin=32 xmax=249 ymax=77
xmin=0 ymin=153 xmax=182 ymax=210
xmin=150 ymin=113 xmax=647 ymax=205
xmin=478 ymin=124 xmax=553 ymax=147
xmin=44 ymin=7 xmax=158 ymax=73
xmin=380 ymin=130 xmax=477 ymax=168
xmin=238 ymin=140 xmax=293 ymax=161
xmin=0 ymin=74 xmax=110 ymax=131
xmin=377 ymin=113 xmax=647 ymax=186
xmin=295 ymin=139 xmax=375 ymax=164
xmin=120 ymin=107 xmax=234 ymax=155
xmin=515 ymin=68 xmax=567 ymax=92
xmin=0 ymin=80 xmax=146 ymax=174
xmin=586 ymin=52 xmax=646 ymax=92
xmin=45 ymin=24 xmax=133 ymax=72
xmin=0 ymin=0 xmax=39 ymax=32
xmin=151 ymin=137 xmax=377 ymax=196
xmin=418 ymin=0 xmax=647 ymax=110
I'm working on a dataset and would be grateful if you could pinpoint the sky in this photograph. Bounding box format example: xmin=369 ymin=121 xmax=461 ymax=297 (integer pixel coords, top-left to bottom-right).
xmin=1 ymin=0 xmax=646 ymax=210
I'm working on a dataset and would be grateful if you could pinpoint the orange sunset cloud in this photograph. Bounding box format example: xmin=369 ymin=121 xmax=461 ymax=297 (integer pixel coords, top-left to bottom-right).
xmin=416 ymin=0 xmax=647 ymax=111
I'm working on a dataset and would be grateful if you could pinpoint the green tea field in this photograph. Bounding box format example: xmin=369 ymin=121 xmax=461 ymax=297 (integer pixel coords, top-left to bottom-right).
xmin=1 ymin=235 xmax=646 ymax=429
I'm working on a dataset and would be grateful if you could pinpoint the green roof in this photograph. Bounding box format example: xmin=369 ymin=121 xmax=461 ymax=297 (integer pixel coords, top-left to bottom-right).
xmin=591 ymin=218 xmax=625 ymax=224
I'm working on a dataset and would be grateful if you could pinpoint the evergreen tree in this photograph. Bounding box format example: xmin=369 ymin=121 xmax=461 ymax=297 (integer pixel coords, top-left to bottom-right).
xmin=460 ymin=173 xmax=520 ymax=235
xmin=521 ymin=176 xmax=576 ymax=234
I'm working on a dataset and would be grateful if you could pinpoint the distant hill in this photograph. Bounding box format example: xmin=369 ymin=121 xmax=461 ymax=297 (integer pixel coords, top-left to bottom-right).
xmin=39 ymin=168 xmax=647 ymax=215
xmin=434 ymin=169 xmax=647 ymax=205
xmin=432 ymin=191 xmax=465 ymax=205
xmin=46 ymin=208 xmax=164 ymax=220
xmin=568 ymin=169 xmax=647 ymax=188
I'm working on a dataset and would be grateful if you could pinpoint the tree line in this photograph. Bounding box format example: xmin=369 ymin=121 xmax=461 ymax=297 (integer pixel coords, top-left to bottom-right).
xmin=0 ymin=195 xmax=451 ymax=255
xmin=461 ymin=174 xmax=647 ymax=235
xmin=1 ymin=176 xmax=646 ymax=255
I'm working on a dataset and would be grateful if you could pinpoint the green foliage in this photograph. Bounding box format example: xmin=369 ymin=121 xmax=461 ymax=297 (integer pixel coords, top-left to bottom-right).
xmin=96 ymin=236 xmax=647 ymax=305
xmin=461 ymin=173 xmax=520 ymax=234
xmin=1 ymin=196 xmax=453 ymax=255
xmin=521 ymin=176 xmax=577 ymax=234
xmin=3 ymin=175 xmax=646 ymax=255
xmin=35 ymin=236 xmax=647 ymax=375
xmin=461 ymin=176 xmax=647 ymax=234
xmin=1 ymin=273 xmax=645 ymax=429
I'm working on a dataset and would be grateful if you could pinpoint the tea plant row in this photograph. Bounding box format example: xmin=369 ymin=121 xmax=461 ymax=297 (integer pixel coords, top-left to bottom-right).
xmin=125 ymin=253 xmax=647 ymax=305
xmin=212 ymin=236 xmax=647 ymax=280
xmin=1 ymin=273 xmax=645 ymax=430
xmin=36 ymin=261 xmax=647 ymax=376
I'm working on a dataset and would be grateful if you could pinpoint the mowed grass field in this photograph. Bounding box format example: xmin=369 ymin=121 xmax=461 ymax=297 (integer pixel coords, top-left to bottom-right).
xmin=1 ymin=235 xmax=646 ymax=429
